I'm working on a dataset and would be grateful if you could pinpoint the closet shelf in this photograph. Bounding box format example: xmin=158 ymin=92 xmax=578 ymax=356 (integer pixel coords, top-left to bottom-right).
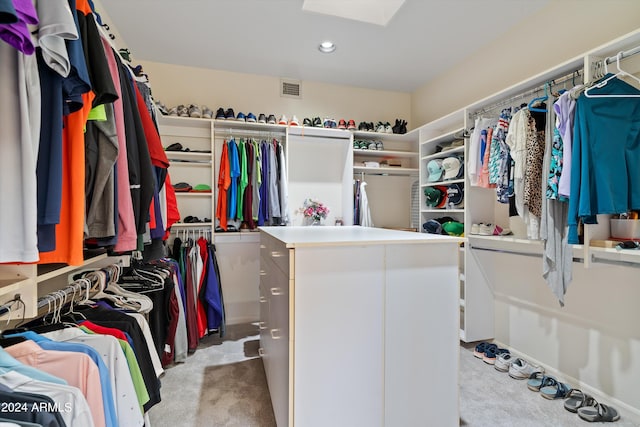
xmin=36 ymin=251 xmax=110 ymax=284
xmin=420 ymin=146 xmax=464 ymax=162
xmin=353 ymin=148 xmax=416 ymax=158
xmin=420 ymin=127 xmax=465 ymax=147
xmin=589 ymin=246 xmax=640 ymax=265
xmin=420 ymin=208 xmax=464 ymax=214
xmin=213 ymin=119 xmax=287 ymax=135
xmin=174 ymin=192 xmax=213 ymax=197
xmin=353 ymin=166 xmax=418 ymax=176
xmin=166 ymin=151 xmax=212 ymax=160
xmin=421 ymin=178 xmax=464 ymax=187
xmin=352 ymin=128 xmax=419 ymax=142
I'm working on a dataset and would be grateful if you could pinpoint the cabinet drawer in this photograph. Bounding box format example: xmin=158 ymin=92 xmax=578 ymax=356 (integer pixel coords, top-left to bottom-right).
xmin=261 ymin=234 xmax=291 ymax=277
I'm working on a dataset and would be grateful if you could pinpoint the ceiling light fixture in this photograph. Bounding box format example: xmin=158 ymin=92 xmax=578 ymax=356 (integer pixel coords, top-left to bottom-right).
xmin=318 ymin=41 xmax=336 ymax=53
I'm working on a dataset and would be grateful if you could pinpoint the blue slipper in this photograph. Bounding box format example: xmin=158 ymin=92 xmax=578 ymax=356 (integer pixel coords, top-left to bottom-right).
xmin=527 ymin=373 xmax=556 ymax=392
xmin=541 ymin=379 xmax=571 ymax=400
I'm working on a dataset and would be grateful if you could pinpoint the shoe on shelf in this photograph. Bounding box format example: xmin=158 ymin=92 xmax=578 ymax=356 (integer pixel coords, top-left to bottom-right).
xmin=188 ymin=104 xmax=201 ymax=118
xmin=384 ymin=122 xmax=393 ymax=133
xmin=225 ymin=108 xmax=236 ymax=120
xmin=376 ymin=140 xmax=384 ymax=150
xmin=246 ymin=112 xmax=257 ymax=123
xmin=323 ymin=118 xmax=337 ymax=128
xmin=509 ymin=358 xmax=544 ymax=380
xmin=375 ymin=122 xmax=386 ymax=133
xmin=338 ymin=119 xmax=347 ymax=129
xmin=278 ymin=115 xmax=288 ymax=125
xmin=392 ymin=119 xmax=402 ymax=134
xmin=358 ymin=121 xmax=368 ymax=131
xmin=400 ymin=119 xmax=407 ymax=134
xmin=267 ymin=114 xmax=277 ymax=124
xmin=312 ymin=117 xmax=322 ymax=127
xmin=201 ymin=106 xmax=213 ymax=119
xmin=367 ymin=122 xmax=375 ymax=132
xmin=258 ymin=113 xmax=267 ymax=124
xmin=289 ymin=115 xmax=300 ymax=126
xmin=215 ymin=107 xmax=226 ymax=119
xmin=168 ymin=106 xmax=178 ymax=116
xmin=155 ymin=101 xmax=169 ymax=115
xmin=177 ymin=105 xmax=189 ymax=117
xmin=236 ymin=112 xmax=246 ymax=121
xmin=367 ymin=141 xmax=377 ymax=150
xmin=303 ymin=117 xmax=312 ymax=126
xmin=347 ymin=119 xmax=356 ymax=130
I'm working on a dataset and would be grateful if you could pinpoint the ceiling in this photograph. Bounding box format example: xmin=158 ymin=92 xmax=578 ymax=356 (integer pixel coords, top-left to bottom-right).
xmin=97 ymin=0 xmax=550 ymax=93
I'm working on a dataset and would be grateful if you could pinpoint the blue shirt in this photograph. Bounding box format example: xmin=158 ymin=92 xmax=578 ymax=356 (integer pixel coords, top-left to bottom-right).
xmin=568 ymin=75 xmax=640 ymax=243
xmin=228 ymin=140 xmax=240 ymax=219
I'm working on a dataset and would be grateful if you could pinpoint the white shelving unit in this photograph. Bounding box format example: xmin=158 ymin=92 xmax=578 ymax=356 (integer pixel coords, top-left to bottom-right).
xmin=352 ymin=129 xmax=419 ymax=229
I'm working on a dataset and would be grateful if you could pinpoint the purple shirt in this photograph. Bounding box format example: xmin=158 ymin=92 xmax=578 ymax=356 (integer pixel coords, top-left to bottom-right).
xmin=554 ymin=87 xmax=581 ymax=198
xmin=0 ymin=0 xmax=38 ymax=54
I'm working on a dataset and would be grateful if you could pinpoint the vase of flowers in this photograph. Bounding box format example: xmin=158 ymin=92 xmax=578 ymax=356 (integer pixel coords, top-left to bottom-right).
xmin=299 ymin=198 xmax=329 ymax=226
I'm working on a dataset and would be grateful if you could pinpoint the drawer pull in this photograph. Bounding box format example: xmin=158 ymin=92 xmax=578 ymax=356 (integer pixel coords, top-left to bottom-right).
xmin=259 ymin=296 xmax=267 ymax=303
xmin=259 ymin=270 xmax=267 ymax=276
xmin=270 ymin=328 xmax=282 ymax=339
xmin=271 ymin=251 xmax=284 ymax=258
xmin=258 ymin=347 xmax=265 ymax=357
xmin=258 ymin=321 xmax=267 ymax=330
xmin=260 ymin=244 xmax=266 ymax=249
xmin=270 ymin=287 xmax=284 ymax=296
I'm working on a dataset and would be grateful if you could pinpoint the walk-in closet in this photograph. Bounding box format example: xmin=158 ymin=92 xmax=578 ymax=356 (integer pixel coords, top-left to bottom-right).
xmin=2 ymin=0 xmax=640 ymax=426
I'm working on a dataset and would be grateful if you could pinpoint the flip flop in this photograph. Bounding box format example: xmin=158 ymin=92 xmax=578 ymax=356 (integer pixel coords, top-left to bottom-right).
xmin=577 ymin=402 xmax=620 ymax=423
xmin=527 ymin=373 xmax=554 ymax=392
xmin=564 ymin=389 xmax=596 ymax=412
xmin=540 ymin=379 xmax=571 ymax=399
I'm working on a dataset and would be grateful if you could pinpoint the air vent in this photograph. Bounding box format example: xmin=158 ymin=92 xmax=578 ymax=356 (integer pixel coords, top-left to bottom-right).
xmin=281 ymin=79 xmax=301 ymax=98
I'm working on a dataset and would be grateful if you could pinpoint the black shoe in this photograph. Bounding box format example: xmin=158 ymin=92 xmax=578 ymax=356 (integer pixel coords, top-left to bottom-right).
xmin=312 ymin=117 xmax=322 ymax=127
xmin=267 ymin=114 xmax=277 ymax=124
xmin=400 ymin=120 xmax=407 ymax=134
xmin=392 ymin=119 xmax=401 ymax=134
xmin=367 ymin=122 xmax=375 ymax=132
xmin=225 ymin=108 xmax=235 ymax=120
xmin=258 ymin=113 xmax=267 ymax=123
xmin=215 ymin=107 xmax=225 ymax=119
xmin=303 ymin=117 xmax=312 ymax=126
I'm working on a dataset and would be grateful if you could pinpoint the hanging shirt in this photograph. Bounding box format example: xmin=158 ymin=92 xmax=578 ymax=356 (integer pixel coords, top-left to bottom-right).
xmin=268 ymin=140 xmax=281 ymax=220
xmin=216 ymin=140 xmax=231 ymax=230
xmin=227 ymin=139 xmax=240 ymax=220
xmin=0 ymin=0 xmax=38 ymax=55
xmin=5 ymin=340 xmax=106 ymax=427
xmin=568 ymin=75 xmax=640 ymax=244
xmin=243 ymin=141 xmax=256 ymax=229
xmin=0 ymin=370 xmax=95 ymax=427
xmin=278 ymin=142 xmax=289 ymax=225
xmin=42 ymin=327 xmax=145 ymax=427
xmin=0 ymin=41 xmax=39 ymax=262
xmin=252 ymin=140 xmax=262 ymax=222
xmin=237 ymin=139 xmax=248 ymax=221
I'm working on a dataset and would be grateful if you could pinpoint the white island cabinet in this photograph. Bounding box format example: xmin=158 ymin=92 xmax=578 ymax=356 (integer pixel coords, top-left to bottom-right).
xmin=259 ymin=226 xmax=463 ymax=427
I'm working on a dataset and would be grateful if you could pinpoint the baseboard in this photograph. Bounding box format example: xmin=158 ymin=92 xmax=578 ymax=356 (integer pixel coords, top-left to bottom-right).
xmin=492 ymin=339 xmax=640 ymax=424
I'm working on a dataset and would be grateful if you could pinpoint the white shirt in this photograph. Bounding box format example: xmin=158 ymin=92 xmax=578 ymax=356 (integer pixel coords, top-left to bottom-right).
xmin=0 ymin=370 xmax=95 ymax=427
xmin=42 ymin=328 xmax=145 ymax=427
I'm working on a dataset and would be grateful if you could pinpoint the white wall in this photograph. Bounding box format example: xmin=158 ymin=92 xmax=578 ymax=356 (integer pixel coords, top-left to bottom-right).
xmin=140 ymin=60 xmax=411 ymax=130
xmin=411 ymin=0 xmax=640 ymax=124
xmin=472 ymin=249 xmax=640 ymax=419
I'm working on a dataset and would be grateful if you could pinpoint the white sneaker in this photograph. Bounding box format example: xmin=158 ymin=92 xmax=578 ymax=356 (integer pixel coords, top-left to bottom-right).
xmin=470 ymin=223 xmax=481 ymax=235
xmin=494 ymin=352 xmax=514 ymax=372
xmin=289 ymin=115 xmax=299 ymax=126
xmin=278 ymin=115 xmax=288 ymax=125
xmin=508 ymin=358 xmax=544 ymax=380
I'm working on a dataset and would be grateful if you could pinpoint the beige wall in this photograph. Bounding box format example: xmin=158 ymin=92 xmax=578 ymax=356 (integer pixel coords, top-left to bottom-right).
xmin=141 ymin=60 xmax=411 ymax=128
xmin=411 ymin=0 xmax=640 ymax=125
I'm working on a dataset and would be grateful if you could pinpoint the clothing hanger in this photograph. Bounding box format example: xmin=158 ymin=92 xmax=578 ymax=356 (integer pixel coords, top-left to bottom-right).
xmin=584 ymin=51 xmax=640 ymax=98
xmin=527 ymin=83 xmax=549 ymax=112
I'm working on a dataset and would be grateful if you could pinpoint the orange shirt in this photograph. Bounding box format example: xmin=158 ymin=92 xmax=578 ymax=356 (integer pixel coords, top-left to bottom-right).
xmin=216 ymin=141 xmax=231 ymax=230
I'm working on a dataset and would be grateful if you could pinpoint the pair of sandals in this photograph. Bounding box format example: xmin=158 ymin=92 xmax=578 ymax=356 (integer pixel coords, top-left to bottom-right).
xmin=183 ymin=216 xmax=211 ymax=223
xmin=529 ymin=374 xmax=620 ymax=423
xmin=565 ymin=389 xmax=620 ymax=423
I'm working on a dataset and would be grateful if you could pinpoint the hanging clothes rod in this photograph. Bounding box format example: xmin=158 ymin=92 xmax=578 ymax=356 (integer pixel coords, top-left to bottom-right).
xmin=605 ymin=45 xmax=640 ymax=64
xmin=36 ymin=280 xmax=91 ymax=312
xmin=470 ymin=69 xmax=582 ymax=119
xmin=0 ymin=295 xmax=21 ymax=317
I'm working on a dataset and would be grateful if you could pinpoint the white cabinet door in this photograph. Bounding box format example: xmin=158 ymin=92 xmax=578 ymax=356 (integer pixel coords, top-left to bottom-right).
xmin=293 ymin=245 xmax=384 ymax=427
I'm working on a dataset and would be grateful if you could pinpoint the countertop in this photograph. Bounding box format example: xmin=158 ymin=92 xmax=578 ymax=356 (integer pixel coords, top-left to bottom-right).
xmin=259 ymin=226 xmax=465 ymax=248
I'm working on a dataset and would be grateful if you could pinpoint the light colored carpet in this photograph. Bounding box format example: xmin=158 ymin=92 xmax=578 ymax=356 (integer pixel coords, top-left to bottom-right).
xmin=150 ymin=325 xmax=639 ymax=426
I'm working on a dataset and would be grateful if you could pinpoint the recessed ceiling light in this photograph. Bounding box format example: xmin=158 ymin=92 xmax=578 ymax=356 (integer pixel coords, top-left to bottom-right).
xmin=318 ymin=41 xmax=336 ymax=53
